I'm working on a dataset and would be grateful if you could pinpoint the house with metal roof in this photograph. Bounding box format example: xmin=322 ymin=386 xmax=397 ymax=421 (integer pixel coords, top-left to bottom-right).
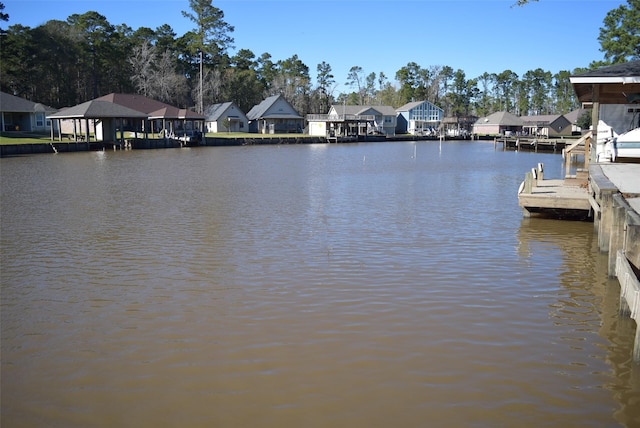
xmin=396 ymin=100 xmax=443 ymax=135
xmin=204 ymin=102 xmax=248 ymax=133
xmin=472 ymin=111 xmax=524 ymax=136
xmin=246 ymin=94 xmax=304 ymax=134
xmin=1 ymin=91 xmax=56 ymax=133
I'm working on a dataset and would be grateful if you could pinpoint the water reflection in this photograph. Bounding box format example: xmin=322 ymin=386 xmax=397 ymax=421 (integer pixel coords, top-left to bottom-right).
xmin=518 ymin=217 xmax=640 ymax=426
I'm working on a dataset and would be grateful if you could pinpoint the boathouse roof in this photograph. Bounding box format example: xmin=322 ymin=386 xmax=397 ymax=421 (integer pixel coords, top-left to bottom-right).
xmin=570 ymin=60 xmax=640 ymax=104
xmin=48 ymin=100 xmax=148 ymax=119
xmin=96 ymin=93 xmax=204 ymax=120
xmin=97 ymin=93 xmax=169 ymax=114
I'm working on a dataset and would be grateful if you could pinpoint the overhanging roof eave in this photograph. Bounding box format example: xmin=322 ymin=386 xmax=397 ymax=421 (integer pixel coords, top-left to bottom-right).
xmin=569 ymin=76 xmax=640 ymax=84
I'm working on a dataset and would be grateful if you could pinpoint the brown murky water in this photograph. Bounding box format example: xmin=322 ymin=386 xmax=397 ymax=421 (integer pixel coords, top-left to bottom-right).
xmin=2 ymin=141 xmax=639 ymax=427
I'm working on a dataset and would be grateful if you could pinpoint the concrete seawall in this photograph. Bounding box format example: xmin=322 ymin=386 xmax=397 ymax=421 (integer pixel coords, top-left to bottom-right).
xmin=0 ymin=137 xmax=328 ymax=157
xmin=1 ymin=134 xmax=461 ymax=157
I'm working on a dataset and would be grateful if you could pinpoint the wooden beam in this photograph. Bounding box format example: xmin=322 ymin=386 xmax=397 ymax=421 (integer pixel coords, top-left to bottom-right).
xmin=589 ymin=84 xmax=600 ymax=166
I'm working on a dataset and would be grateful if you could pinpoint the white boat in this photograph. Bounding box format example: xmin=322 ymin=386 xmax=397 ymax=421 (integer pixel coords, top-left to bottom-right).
xmin=612 ymin=127 xmax=640 ymax=161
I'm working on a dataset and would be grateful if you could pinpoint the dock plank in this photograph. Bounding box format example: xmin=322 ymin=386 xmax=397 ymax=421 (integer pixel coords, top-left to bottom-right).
xmin=518 ymin=179 xmax=590 ymax=210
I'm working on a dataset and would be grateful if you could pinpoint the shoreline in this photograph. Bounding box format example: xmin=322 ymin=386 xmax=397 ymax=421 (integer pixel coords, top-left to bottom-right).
xmin=0 ymin=134 xmax=450 ymax=157
xmin=0 ymin=134 xmax=549 ymax=158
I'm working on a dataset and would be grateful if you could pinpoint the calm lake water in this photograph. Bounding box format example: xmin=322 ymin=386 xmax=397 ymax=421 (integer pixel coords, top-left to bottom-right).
xmin=1 ymin=141 xmax=639 ymax=427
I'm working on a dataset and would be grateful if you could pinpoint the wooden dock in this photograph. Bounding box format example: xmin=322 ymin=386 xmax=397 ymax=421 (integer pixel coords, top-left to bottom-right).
xmin=517 ymin=163 xmax=591 ymax=219
xmin=497 ymin=136 xmax=574 ymax=152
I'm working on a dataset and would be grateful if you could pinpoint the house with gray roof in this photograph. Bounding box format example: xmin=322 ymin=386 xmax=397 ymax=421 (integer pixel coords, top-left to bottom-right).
xmin=47 ymin=93 xmax=204 ymax=144
xmin=204 ymin=102 xmax=248 ymax=133
xmin=48 ymin=99 xmax=149 ymax=142
xmin=246 ymin=94 xmax=303 ymax=134
xmin=97 ymin=93 xmax=204 ymax=137
xmin=521 ymin=114 xmax=572 ymax=137
xmin=1 ymin=91 xmax=56 ymax=133
xmin=564 ymin=108 xmax=590 ymax=134
xmin=396 ymin=100 xmax=443 ymax=135
xmin=328 ymin=105 xmax=397 ymax=136
xmin=473 ymin=111 xmax=523 ymax=136
xmin=307 ymin=104 xmax=397 ymax=138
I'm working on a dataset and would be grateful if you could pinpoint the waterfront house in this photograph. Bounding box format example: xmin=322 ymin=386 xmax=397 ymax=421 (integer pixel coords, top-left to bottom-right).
xmin=48 ymin=93 xmax=204 ymax=143
xmin=246 ymin=94 xmax=304 ymax=134
xmin=48 ymin=99 xmax=148 ymax=143
xmin=96 ymin=93 xmax=204 ymax=136
xmin=204 ymin=102 xmax=248 ymax=133
xmin=0 ymin=91 xmax=56 ymax=133
xmin=442 ymin=115 xmax=477 ymax=138
xmin=307 ymin=104 xmax=397 ymax=138
xmin=472 ymin=111 xmax=523 ymax=136
xmin=521 ymin=114 xmax=572 ymax=137
xmin=396 ymin=100 xmax=443 ymax=135
xmin=564 ymin=108 xmax=590 ymax=134
xmin=328 ymin=105 xmax=396 ymax=136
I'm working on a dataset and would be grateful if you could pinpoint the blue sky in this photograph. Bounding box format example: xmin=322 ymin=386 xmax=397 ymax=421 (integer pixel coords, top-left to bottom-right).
xmin=3 ymin=0 xmax=625 ymax=94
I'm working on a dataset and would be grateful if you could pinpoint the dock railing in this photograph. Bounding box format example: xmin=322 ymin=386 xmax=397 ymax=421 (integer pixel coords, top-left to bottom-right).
xmin=563 ymin=131 xmax=591 ymax=178
xmin=306 ymin=114 xmax=375 ymax=122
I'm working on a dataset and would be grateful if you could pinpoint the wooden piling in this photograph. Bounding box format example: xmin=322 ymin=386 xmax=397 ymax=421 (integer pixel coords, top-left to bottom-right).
xmin=616 ymin=250 xmax=640 ymax=363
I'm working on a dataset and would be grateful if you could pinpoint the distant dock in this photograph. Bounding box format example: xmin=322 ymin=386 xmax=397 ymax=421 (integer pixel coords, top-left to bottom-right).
xmin=496 ymin=136 xmax=574 ymax=152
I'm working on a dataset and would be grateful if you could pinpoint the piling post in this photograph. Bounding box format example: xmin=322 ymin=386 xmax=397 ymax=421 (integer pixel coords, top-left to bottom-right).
xmin=537 ymin=163 xmax=544 ymax=183
xmin=608 ymin=195 xmax=628 ymax=278
xmin=615 ymin=250 xmax=640 ymax=363
xmin=524 ymin=171 xmax=533 ymax=194
xmin=598 ymin=191 xmax=615 ymax=253
xmin=634 ymin=323 xmax=640 ymax=363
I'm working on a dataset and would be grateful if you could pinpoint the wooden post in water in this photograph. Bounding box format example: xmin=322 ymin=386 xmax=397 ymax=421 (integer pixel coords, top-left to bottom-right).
xmin=615 ymin=250 xmax=640 ymax=363
xmin=537 ymin=163 xmax=544 ymax=183
xmin=608 ymin=195 xmax=628 ymax=278
xmin=524 ymin=171 xmax=533 ymax=194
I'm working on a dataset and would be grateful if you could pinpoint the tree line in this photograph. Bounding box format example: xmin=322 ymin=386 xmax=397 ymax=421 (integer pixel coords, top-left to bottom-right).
xmin=0 ymin=0 xmax=638 ymax=121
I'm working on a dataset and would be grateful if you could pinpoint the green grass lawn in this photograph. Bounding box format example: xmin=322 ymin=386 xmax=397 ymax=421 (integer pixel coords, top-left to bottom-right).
xmin=0 ymin=132 xmax=53 ymax=144
xmin=0 ymin=131 xmax=311 ymax=145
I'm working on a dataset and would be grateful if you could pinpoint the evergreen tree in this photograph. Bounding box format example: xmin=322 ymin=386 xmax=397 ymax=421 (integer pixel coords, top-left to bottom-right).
xmin=597 ymin=0 xmax=639 ymax=64
xmin=182 ymin=0 xmax=234 ymax=112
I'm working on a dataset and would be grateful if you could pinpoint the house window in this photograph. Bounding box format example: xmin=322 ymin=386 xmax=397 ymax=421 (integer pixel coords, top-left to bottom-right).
xmin=36 ymin=113 xmax=44 ymax=127
xmin=240 ymin=122 xmax=244 ymax=129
